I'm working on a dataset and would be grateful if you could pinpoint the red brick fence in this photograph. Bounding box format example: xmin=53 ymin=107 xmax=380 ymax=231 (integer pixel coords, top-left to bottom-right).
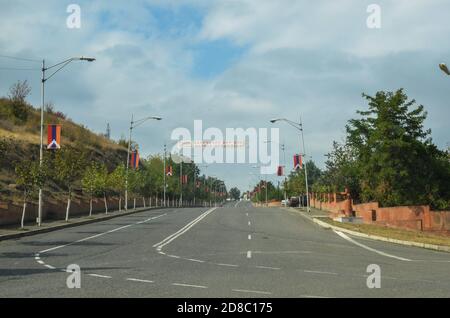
xmin=310 ymin=192 xmax=450 ymax=235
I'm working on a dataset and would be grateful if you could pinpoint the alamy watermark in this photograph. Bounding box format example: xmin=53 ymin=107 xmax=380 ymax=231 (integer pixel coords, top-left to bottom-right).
xmin=170 ymin=120 xmax=280 ymax=175
xmin=367 ymin=4 xmax=381 ymax=29
xmin=66 ymin=4 xmax=81 ymax=29
xmin=366 ymin=264 xmax=381 ymax=289
xmin=66 ymin=264 xmax=81 ymax=288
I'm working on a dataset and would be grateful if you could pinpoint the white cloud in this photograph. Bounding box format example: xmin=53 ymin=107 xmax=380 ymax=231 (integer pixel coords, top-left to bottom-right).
xmin=0 ymin=0 xmax=449 ymax=190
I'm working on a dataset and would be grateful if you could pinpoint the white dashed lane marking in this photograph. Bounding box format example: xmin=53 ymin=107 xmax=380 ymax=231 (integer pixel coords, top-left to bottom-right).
xmin=217 ymin=263 xmax=239 ymax=268
xmin=172 ymin=283 xmax=208 ymax=289
xmin=88 ymin=274 xmax=112 ymax=279
xmin=126 ymin=278 xmax=154 ymax=283
xmin=304 ymin=270 xmax=338 ymax=275
xmin=232 ymin=289 xmax=272 ymax=295
xmin=255 ymin=265 xmax=280 ymax=270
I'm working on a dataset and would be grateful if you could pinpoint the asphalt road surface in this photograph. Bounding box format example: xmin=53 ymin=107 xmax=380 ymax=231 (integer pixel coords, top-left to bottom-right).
xmin=1 ymin=201 xmax=449 ymax=297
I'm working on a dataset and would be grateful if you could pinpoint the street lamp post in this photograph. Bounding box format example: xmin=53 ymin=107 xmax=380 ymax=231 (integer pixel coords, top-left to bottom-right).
xmin=125 ymin=115 xmax=162 ymax=210
xmin=439 ymin=63 xmax=450 ymax=76
xmin=251 ymin=166 xmax=267 ymax=206
xmin=264 ymin=140 xmax=287 ymax=204
xmin=37 ymin=56 xmax=95 ymax=226
xmin=270 ymin=117 xmax=311 ymax=213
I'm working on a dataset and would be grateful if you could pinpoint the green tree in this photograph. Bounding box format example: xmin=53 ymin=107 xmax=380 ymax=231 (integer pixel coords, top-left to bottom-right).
xmin=96 ymin=164 xmax=110 ymax=213
xmin=346 ymin=89 xmax=450 ymax=208
xmin=82 ymin=162 xmax=108 ymax=216
xmin=229 ymin=187 xmax=241 ymax=200
xmin=320 ymin=141 xmax=360 ymax=199
xmin=8 ymin=80 xmax=31 ymax=124
xmin=53 ymin=147 xmax=87 ymax=221
xmin=109 ymin=164 xmax=126 ymax=211
xmin=15 ymin=159 xmax=46 ymax=228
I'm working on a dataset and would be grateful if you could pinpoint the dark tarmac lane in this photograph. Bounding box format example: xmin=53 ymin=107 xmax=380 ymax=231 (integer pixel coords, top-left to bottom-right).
xmin=1 ymin=201 xmax=449 ymax=297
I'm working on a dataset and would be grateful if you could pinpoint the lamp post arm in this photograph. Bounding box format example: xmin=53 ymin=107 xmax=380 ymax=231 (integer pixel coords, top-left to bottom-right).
xmin=43 ymin=59 xmax=78 ymax=82
xmin=132 ymin=116 xmax=161 ymax=129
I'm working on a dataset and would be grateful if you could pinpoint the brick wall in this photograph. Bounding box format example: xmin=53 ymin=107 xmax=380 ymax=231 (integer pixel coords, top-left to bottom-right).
xmin=311 ymin=192 xmax=450 ymax=235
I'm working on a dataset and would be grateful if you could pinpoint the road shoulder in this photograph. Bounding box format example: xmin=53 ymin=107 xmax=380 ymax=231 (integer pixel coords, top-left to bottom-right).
xmin=282 ymin=206 xmax=450 ymax=253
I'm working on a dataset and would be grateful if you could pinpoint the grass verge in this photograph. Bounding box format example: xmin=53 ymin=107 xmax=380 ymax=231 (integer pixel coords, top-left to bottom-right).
xmin=320 ymin=217 xmax=450 ymax=247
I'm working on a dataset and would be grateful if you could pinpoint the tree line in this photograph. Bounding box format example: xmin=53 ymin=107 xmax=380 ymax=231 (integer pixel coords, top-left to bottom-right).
xmin=14 ymin=147 xmax=227 ymax=227
xmin=250 ymin=89 xmax=450 ymax=210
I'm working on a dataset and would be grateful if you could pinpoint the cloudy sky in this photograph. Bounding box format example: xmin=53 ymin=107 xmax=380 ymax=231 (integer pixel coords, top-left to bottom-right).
xmin=1 ymin=0 xmax=449 ymax=191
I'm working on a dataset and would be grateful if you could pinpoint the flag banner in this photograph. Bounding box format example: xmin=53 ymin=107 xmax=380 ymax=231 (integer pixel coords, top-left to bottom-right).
xmin=180 ymin=175 xmax=188 ymax=184
xmin=277 ymin=165 xmax=284 ymax=176
xmin=131 ymin=150 xmax=140 ymax=169
xmin=166 ymin=166 xmax=173 ymax=176
xmin=294 ymin=154 xmax=303 ymax=170
xmin=47 ymin=124 xmax=61 ymax=150
xmin=196 ymin=181 xmax=201 ymax=188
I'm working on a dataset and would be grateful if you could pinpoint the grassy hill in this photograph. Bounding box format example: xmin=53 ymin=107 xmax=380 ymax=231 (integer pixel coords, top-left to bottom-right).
xmin=0 ymin=95 xmax=127 ymax=206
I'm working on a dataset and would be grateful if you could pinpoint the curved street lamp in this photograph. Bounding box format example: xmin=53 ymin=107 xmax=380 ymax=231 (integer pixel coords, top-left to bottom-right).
xmin=37 ymin=56 xmax=96 ymax=226
xmin=439 ymin=63 xmax=450 ymax=76
xmin=125 ymin=114 xmax=162 ymax=210
xmin=270 ymin=117 xmax=311 ymax=213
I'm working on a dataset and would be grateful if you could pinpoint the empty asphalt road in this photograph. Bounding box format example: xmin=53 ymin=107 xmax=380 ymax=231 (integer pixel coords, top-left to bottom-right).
xmin=1 ymin=201 xmax=449 ymax=297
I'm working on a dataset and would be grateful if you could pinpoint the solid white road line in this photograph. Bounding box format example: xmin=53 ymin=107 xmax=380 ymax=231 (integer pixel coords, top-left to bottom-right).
xmin=172 ymin=283 xmax=208 ymax=289
xmin=153 ymin=208 xmax=217 ymax=250
xmin=232 ymin=289 xmax=272 ymax=295
xmin=247 ymin=251 xmax=252 ymax=259
xmin=44 ymin=264 xmax=56 ymax=269
xmin=126 ymin=278 xmax=154 ymax=283
xmin=333 ymin=230 xmax=412 ymax=261
xmin=88 ymin=274 xmax=112 ymax=279
xmin=39 ymin=214 xmax=167 ymax=254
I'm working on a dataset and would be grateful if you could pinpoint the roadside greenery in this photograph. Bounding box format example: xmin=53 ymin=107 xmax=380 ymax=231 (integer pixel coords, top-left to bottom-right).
xmin=251 ymin=89 xmax=450 ymax=210
xmin=15 ymin=159 xmax=46 ymax=228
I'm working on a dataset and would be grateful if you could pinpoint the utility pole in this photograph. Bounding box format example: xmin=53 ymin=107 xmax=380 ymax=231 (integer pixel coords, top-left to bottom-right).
xmin=299 ymin=117 xmax=310 ymax=213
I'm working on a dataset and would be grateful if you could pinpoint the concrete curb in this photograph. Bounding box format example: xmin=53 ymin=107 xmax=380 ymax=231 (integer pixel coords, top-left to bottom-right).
xmin=284 ymin=207 xmax=450 ymax=253
xmin=0 ymin=206 xmax=169 ymax=242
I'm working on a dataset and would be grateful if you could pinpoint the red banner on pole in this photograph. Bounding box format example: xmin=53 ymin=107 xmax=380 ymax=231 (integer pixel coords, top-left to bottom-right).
xmin=293 ymin=154 xmax=302 ymax=170
xmin=47 ymin=124 xmax=61 ymax=150
xmin=131 ymin=150 xmax=140 ymax=169
xmin=166 ymin=166 xmax=173 ymax=176
xmin=277 ymin=165 xmax=284 ymax=176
